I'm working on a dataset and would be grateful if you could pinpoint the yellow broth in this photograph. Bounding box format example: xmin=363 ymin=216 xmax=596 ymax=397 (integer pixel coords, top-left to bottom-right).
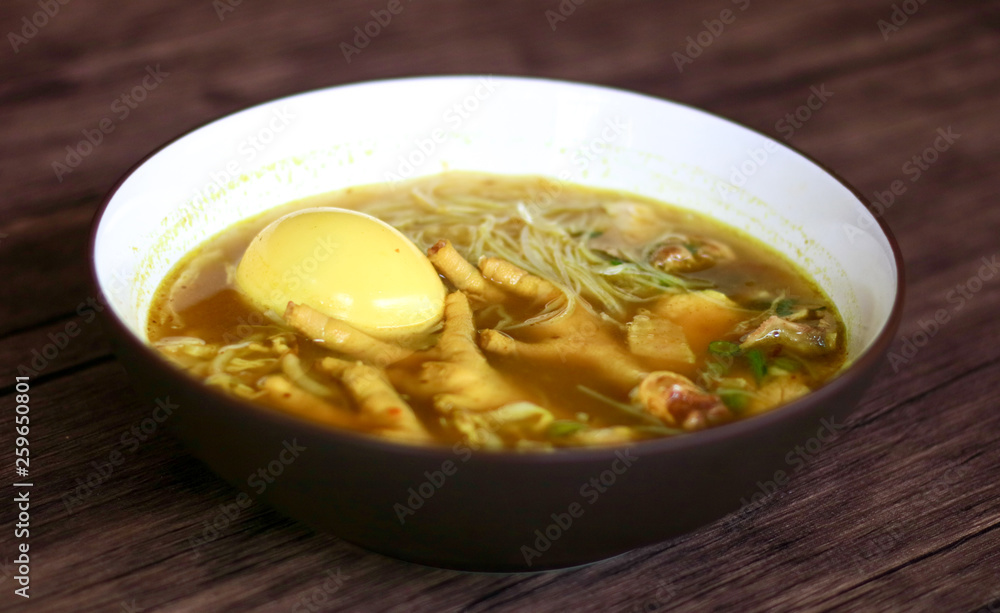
xmin=148 ymin=172 xmax=846 ymax=449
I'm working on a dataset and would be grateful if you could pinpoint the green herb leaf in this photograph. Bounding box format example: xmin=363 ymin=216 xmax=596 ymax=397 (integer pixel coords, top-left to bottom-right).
xmin=589 ymin=230 xmax=604 ymax=239
xmin=709 ymin=340 xmax=741 ymax=357
xmin=548 ymin=420 xmax=587 ymax=437
xmin=775 ymin=298 xmax=796 ymax=317
xmin=718 ymin=389 xmax=750 ymax=412
xmin=745 ymin=349 xmax=767 ymax=384
xmin=633 ymin=424 xmax=684 ymax=437
xmin=594 ymin=250 xmax=628 ymax=266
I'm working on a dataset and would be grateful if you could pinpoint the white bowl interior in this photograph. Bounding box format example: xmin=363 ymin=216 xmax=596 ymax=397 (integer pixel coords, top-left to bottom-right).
xmin=95 ymin=76 xmax=897 ymax=362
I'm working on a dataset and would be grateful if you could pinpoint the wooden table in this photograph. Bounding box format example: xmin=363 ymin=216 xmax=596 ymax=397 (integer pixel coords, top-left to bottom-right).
xmin=2 ymin=0 xmax=998 ymax=610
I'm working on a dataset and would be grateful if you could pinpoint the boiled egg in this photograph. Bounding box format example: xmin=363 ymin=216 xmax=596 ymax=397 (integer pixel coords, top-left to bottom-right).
xmin=236 ymin=207 xmax=446 ymax=341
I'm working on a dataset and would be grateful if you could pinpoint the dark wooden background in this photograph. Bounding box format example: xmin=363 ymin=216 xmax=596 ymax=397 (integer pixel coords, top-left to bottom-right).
xmin=2 ymin=0 xmax=999 ymax=611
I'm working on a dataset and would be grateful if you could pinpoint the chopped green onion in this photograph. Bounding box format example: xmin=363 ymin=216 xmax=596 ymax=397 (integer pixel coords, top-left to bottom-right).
xmin=548 ymin=420 xmax=587 ymax=437
xmin=745 ymin=349 xmax=767 ymax=384
xmin=718 ymin=389 xmax=751 ymax=412
xmin=709 ymin=340 xmax=741 ymax=357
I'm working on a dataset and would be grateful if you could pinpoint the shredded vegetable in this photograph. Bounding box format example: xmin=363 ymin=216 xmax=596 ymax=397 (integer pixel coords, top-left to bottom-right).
xmin=359 ymin=186 xmax=710 ymax=324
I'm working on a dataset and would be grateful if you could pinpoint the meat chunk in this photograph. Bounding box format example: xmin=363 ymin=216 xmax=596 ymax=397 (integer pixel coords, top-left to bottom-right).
xmin=319 ymin=357 xmax=431 ymax=442
xmin=430 ymin=244 xmax=648 ymax=391
xmin=745 ymin=374 xmax=812 ymax=415
xmin=649 ymin=290 xmax=751 ymax=352
xmin=648 ymin=236 xmax=734 ymax=274
xmin=626 ymin=309 xmax=696 ymax=368
xmin=427 ymin=240 xmax=507 ymax=306
xmin=476 ymin=257 xmax=647 ymax=390
xmin=260 ymin=374 xmax=356 ymax=429
xmin=632 ymin=371 xmax=730 ymax=431
xmin=480 ymin=323 xmax=646 ymax=391
xmin=284 ymin=302 xmax=414 ymax=366
xmin=740 ymin=312 xmax=838 ymax=356
xmin=391 ymin=291 xmax=528 ymax=413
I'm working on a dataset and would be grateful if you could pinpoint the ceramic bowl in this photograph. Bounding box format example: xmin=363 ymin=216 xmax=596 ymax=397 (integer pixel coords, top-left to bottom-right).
xmin=90 ymin=76 xmax=903 ymax=571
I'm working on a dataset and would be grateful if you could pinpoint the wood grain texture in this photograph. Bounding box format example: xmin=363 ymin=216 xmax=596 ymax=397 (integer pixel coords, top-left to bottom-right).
xmin=1 ymin=0 xmax=999 ymax=611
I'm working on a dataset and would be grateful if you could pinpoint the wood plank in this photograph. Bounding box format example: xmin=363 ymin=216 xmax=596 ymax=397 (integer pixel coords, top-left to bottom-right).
xmin=0 ymin=199 xmax=101 ymax=336
xmin=4 ymin=350 xmax=998 ymax=611
xmin=0 ymin=0 xmax=993 ymax=215
xmin=0 ymin=310 xmax=110 ymax=381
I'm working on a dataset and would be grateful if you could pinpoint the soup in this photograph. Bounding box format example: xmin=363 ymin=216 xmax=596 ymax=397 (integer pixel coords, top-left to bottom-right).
xmin=148 ymin=172 xmax=846 ymax=450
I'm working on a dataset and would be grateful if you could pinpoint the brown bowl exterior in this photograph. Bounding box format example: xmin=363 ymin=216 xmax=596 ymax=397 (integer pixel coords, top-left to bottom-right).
xmin=98 ymin=299 xmax=896 ymax=571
